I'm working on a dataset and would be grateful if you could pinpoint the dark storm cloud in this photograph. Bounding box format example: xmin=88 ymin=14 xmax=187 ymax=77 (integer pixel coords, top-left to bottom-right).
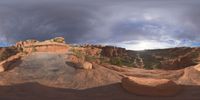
xmin=0 ymin=0 xmax=200 ymax=49
xmin=0 ymin=1 xmax=100 ymax=43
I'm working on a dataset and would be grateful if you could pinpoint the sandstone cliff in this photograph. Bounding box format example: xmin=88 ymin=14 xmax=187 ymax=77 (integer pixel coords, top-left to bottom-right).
xmin=15 ymin=37 xmax=69 ymax=53
xmin=101 ymin=46 xmax=127 ymax=57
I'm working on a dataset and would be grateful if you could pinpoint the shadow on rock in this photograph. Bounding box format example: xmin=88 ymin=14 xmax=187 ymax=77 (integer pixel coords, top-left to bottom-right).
xmin=4 ymin=58 xmax=22 ymax=71
xmin=0 ymin=82 xmax=200 ymax=100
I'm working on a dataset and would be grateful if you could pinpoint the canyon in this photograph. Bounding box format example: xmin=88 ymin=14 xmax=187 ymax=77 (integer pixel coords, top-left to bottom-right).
xmin=0 ymin=37 xmax=200 ymax=100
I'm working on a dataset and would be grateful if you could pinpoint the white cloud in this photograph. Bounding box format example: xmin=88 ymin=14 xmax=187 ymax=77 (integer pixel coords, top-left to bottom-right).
xmin=116 ymin=39 xmax=195 ymax=50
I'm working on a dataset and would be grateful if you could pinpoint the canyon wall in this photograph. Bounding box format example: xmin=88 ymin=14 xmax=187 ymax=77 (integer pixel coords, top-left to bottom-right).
xmin=101 ymin=46 xmax=127 ymax=57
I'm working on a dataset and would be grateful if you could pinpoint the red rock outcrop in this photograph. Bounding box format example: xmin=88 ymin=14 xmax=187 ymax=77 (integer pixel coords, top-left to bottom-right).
xmin=0 ymin=47 xmax=19 ymax=61
xmin=178 ymin=64 xmax=200 ymax=85
xmin=160 ymin=56 xmax=197 ymax=70
xmin=0 ymin=53 xmax=22 ymax=72
xmin=194 ymin=64 xmax=200 ymax=71
xmin=67 ymin=54 xmax=79 ymax=64
xmin=1 ymin=38 xmax=200 ymax=99
xmin=66 ymin=53 xmax=93 ymax=70
xmin=15 ymin=39 xmax=39 ymax=48
xmin=159 ymin=48 xmax=199 ymax=69
xmin=15 ymin=37 xmax=69 ymax=53
xmin=85 ymin=47 xmax=101 ymax=57
xmin=22 ymin=43 xmax=69 ymax=53
xmin=75 ymin=44 xmax=102 ymax=57
xmin=121 ymin=76 xmax=182 ymax=96
xmin=126 ymin=47 xmax=200 ymax=69
xmin=101 ymin=46 xmax=127 ymax=57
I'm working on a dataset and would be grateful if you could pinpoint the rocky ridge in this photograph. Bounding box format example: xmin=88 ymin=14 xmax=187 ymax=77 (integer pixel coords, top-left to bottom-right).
xmin=0 ymin=37 xmax=200 ymax=99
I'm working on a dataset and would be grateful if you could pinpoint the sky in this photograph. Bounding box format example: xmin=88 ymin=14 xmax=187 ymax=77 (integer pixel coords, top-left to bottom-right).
xmin=0 ymin=0 xmax=200 ymax=50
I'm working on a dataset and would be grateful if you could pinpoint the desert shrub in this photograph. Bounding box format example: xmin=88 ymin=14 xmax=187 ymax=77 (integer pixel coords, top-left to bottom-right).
xmin=69 ymin=47 xmax=76 ymax=52
xmin=75 ymin=50 xmax=84 ymax=59
xmin=72 ymin=49 xmax=85 ymax=60
xmin=110 ymin=57 xmax=123 ymax=66
xmin=99 ymin=57 xmax=109 ymax=64
xmin=106 ymin=56 xmax=134 ymax=67
xmin=52 ymin=37 xmax=65 ymax=43
xmin=85 ymin=55 xmax=97 ymax=62
xmin=190 ymin=52 xmax=199 ymax=58
xmin=123 ymin=61 xmax=134 ymax=67
xmin=139 ymin=53 xmax=161 ymax=69
xmin=143 ymin=62 xmax=161 ymax=69
xmin=32 ymin=46 xmax=37 ymax=52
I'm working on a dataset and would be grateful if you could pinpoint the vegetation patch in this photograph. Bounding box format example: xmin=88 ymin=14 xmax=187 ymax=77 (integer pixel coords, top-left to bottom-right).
xmin=109 ymin=57 xmax=134 ymax=67
xmin=32 ymin=46 xmax=37 ymax=52
xmin=51 ymin=37 xmax=65 ymax=43
xmin=85 ymin=55 xmax=98 ymax=62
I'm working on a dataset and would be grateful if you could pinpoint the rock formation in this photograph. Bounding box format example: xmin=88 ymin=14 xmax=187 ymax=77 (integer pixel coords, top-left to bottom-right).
xmin=178 ymin=65 xmax=200 ymax=85
xmin=66 ymin=54 xmax=93 ymax=70
xmin=67 ymin=54 xmax=79 ymax=64
xmin=15 ymin=39 xmax=39 ymax=48
xmin=0 ymin=47 xmax=19 ymax=61
xmin=0 ymin=53 xmax=22 ymax=72
xmin=126 ymin=47 xmax=200 ymax=69
xmin=121 ymin=76 xmax=182 ymax=96
xmin=101 ymin=46 xmax=127 ymax=57
xmin=194 ymin=64 xmax=200 ymax=71
xmin=77 ymin=62 xmax=93 ymax=70
xmin=133 ymin=54 xmax=144 ymax=68
xmin=0 ymin=37 xmax=200 ymax=99
xmin=15 ymin=37 xmax=69 ymax=53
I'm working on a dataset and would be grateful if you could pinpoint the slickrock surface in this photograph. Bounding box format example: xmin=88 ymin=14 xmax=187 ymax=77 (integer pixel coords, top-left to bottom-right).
xmin=0 ymin=53 xmax=22 ymax=72
xmin=121 ymin=76 xmax=182 ymax=96
xmin=0 ymin=37 xmax=200 ymax=100
xmin=0 ymin=52 xmax=200 ymax=100
xmin=0 ymin=52 xmax=122 ymax=89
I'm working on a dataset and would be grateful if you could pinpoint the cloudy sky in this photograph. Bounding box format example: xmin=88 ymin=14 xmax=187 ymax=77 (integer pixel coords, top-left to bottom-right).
xmin=0 ymin=0 xmax=200 ymax=50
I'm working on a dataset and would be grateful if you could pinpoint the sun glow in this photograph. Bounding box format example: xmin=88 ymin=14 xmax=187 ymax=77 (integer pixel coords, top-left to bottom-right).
xmin=120 ymin=40 xmax=174 ymax=50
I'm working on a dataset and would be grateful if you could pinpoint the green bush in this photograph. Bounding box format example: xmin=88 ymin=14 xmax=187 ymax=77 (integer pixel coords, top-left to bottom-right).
xmin=99 ymin=57 xmax=109 ymax=64
xmin=143 ymin=62 xmax=160 ymax=69
xmin=32 ymin=46 xmax=37 ymax=52
xmin=51 ymin=37 xmax=65 ymax=43
xmin=110 ymin=57 xmax=123 ymax=66
xmin=72 ymin=49 xmax=85 ymax=60
xmin=85 ymin=55 xmax=97 ymax=62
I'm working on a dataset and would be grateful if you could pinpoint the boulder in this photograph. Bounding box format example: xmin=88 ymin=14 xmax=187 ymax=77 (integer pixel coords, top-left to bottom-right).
xmin=121 ymin=76 xmax=182 ymax=96
xmin=77 ymin=62 xmax=93 ymax=70
xmin=67 ymin=55 xmax=79 ymax=64
xmin=194 ymin=64 xmax=200 ymax=71
xmin=65 ymin=54 xmax=92 ymax=70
